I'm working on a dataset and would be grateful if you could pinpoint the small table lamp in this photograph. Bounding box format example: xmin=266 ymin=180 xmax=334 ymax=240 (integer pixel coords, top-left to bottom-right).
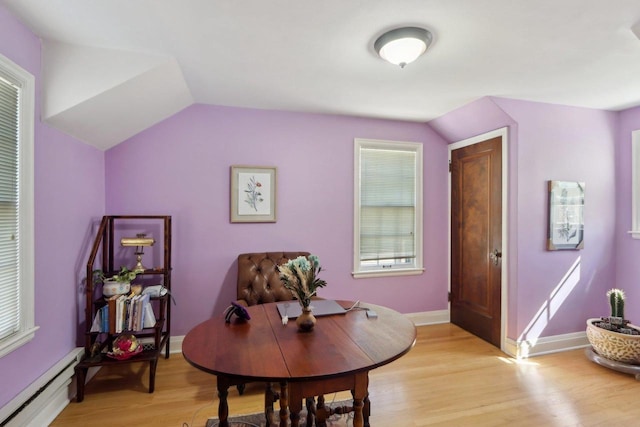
xmin=120 ymin=233 xmax=155 ymax=273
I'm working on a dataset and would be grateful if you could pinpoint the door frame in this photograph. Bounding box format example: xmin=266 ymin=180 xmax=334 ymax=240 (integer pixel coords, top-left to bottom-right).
xmin=448 ymin=127 xmax=509 ymax=353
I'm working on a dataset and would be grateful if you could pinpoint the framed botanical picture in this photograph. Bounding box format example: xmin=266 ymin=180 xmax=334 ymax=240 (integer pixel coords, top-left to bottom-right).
xmin=230 ymin=166 xmax=277 ymax=223
xmin=547 ymin=180 xmax=585 ymax=250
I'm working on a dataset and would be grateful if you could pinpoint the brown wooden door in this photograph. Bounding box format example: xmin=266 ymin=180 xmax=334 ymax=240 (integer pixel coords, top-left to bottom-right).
xmin=450 ymin=136 xmax=502 ymax=347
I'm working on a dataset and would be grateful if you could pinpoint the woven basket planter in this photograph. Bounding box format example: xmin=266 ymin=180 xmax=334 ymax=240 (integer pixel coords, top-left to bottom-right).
xmin=586 ymin=318 xmax=640 ymax=364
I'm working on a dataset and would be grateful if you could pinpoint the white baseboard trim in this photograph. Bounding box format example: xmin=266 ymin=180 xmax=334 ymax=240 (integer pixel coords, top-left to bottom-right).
xmin=170 ymin=335 xmax=184 ymax=354
xmin=406 ymin=309 xmax=450 ymax=326
xmin=0 ymin=347 xmax=83 ymax=427
xmin=405 ymin=310 xmax=589 ymax=358
xmin=139 ymin=335 xmax=184 ymax=355
xmin=506 ymin=331 xmax=590 ymax=359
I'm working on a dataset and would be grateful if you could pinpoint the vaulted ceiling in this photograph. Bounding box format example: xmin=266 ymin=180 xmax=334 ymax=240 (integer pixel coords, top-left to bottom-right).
xmin=4 ymin=0 xmax=640 ymax=149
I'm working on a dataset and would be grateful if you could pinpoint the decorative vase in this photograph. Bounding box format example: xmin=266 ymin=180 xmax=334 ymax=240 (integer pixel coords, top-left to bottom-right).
xmin=586 ymin=318 xmax=640 ymax=364
xmin=102 ymin=279 xmax=130 ymax=298
xmin=296 ymin=306 xmax=316 ymax=332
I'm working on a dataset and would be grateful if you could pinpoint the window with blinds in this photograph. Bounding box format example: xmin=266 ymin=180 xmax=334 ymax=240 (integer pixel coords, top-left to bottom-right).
xmin=353 ymin=138 xmax=423 ymax=277
xmin=0 ymin=53 xmax=36 ymax=358
xmin=0 ymin=74 xmax=20 ymax=343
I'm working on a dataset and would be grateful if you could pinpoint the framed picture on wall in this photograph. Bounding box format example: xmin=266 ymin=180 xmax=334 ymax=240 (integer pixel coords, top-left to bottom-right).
xmin=547 ymin=180 xmax=585 ymax=250
xmin=230 ymin=165 xmax=277 ymax=223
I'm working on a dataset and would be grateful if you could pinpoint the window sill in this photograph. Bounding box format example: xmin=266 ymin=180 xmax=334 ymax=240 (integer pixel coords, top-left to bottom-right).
xmin=629 ymin=231 xmax=640 ymax=239
xmin=352 ymin=268 xmax=424 ymax=279
xmin=0 ymin=326 xmax=39 ymax=358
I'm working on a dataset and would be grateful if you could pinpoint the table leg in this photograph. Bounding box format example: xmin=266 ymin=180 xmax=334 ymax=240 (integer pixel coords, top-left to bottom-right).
xmin=288 ymin=384 xmax=303 ymax=427
xmin=279 ymin=381 xmax=288 ymax=427
xmin=217 ymin=376 xmax=230 ymax=427
xmin=305 ymin=397 xmax=316 ymax=427
xmin=351 ymin=372 xmax=369 ymax=427
xmin=315 ymin=395 xmax=327 ymax=427
xmin=364 ymin=394 xmax=371 ymax=427
xmin=265 ymin=382 xmax=276 ymax=426
xmin=351 ymin=389 xmax=371 ymax=427
xmin=353 ymin=398 xmax=364 ymax=427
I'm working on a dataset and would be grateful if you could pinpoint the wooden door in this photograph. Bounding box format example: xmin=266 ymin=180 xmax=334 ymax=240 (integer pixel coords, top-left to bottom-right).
xmin=450 ymin=136 xmax=502 ymax=347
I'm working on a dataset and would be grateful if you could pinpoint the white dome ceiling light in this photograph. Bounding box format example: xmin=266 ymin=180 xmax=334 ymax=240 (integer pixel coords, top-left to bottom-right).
xmin=374 ymin=27 xmax=433 ymax=68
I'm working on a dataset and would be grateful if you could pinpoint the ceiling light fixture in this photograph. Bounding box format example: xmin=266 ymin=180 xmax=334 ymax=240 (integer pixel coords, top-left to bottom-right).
xmin=374 ymin=26 xmax=433 ymax=68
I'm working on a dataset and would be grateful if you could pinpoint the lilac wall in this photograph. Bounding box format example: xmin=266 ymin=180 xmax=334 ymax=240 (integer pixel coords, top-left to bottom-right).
xmin=430 ymin=96 xmax=618 ymax=341
xmin=0 ymin=5 xmax=105 ymax=409
xmin=615 ymin=107 xmax=640 ymax=317
xmin=105 ymin=104 xmax=449 ymax=335
xmin=494 ymin=98 xmax=617 ymax=339
xmin=428 ymin=97 xmax=517 ymax=144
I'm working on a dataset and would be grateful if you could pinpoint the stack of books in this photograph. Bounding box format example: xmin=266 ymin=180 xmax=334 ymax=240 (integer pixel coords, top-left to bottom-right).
xmin=90 ymin=293 xmax=156 ymax=333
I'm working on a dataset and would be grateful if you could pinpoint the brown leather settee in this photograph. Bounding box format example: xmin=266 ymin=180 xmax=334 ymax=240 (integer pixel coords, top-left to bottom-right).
xmin=236 ymin=251 xmax=310 ymax=307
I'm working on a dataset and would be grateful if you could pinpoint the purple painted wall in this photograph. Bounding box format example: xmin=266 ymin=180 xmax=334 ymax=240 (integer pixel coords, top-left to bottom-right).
xmin=494 ymin=98 xmax=617 ymax=340
xmin=428 ymin=97 xmax=517 ymax=144
xmin=430 ymin=96 xmax=618 ymax=341
xmin=615 ymin=107 xmax=640 ymax=317
xmin=105 ymin=104 xmax=450 ymax=335
xmin=0 ymin=5 xmax=105 ymax=409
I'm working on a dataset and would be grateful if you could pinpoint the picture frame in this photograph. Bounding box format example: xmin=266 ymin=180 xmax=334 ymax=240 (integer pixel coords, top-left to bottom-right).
xmin=230 ymin=165 xmax=277 ymax=223
xmin=547 ymin=180 xmax=585 ymax=250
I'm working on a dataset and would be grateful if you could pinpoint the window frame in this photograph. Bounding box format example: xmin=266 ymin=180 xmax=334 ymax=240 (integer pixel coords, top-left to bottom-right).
xmin=352 ymin=138 xmax=424 ymax=278
xmin=631 ymin=130 xmax=640 ymax=239
xmin=0 ymin=52 xmax=37 ymax=358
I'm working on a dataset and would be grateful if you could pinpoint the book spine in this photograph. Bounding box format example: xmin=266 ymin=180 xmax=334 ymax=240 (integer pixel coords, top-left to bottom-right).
xmin=108 ymin=298 xmax=117 ymax=333
xmin=101 ymin=305 xmax=108 ymax=332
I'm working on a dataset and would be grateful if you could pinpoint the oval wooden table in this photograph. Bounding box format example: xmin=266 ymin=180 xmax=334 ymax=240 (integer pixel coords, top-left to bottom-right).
xmin=182 ymin=301 xmax=416 ymax=427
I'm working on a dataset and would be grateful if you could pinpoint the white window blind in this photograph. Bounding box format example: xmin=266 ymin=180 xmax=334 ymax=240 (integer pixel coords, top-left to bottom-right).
xmin=0 ymin=75 xmax=20 ymax=342
xmin=630 ymin=130 xmax=640 ymax=238
xmin=353 ymin=139 xmax=423 ymax=278
xmin=0 ymin=52 xmax=36 ymax=358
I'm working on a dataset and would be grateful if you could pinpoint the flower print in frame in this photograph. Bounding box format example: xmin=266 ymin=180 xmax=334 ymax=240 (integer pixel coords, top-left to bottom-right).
xmin=230 ymin=166 xmax=277 ymax=222
xmin=547 ymin=180 xmax=584 ymax=250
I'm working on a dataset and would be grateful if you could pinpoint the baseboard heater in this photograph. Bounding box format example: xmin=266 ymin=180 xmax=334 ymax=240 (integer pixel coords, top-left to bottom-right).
xmin=0 ymin=348 xmax=83 ymax=427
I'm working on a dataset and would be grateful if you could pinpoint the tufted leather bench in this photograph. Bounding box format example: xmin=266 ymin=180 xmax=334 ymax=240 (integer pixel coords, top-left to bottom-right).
xmin=236 ymin=251 xmax=310 ymax=306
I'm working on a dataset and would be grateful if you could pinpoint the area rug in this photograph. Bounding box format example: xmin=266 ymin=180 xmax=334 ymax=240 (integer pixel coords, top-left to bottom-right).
xmin=206 ymin=400 xmax=353 ymax=427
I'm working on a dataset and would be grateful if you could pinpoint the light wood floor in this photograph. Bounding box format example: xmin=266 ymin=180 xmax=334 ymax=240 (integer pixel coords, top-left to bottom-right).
xmin=51 ymin=323 xmax=640 ymax=426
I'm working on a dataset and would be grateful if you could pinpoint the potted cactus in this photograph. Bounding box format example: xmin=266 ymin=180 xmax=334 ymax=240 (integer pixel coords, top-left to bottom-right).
xmin=586 ymin=289 xmax=640 ymax=364
xmin=610 ymin=288 xmax=624 ymax=317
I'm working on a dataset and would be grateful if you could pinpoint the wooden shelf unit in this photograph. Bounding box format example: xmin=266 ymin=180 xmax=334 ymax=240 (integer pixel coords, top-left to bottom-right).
xmin=75 ymin=215 xmax=172 ymax=402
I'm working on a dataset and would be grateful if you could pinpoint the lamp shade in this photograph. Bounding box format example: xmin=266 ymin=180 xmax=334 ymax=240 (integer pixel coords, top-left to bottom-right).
xmin=120 ymin=236 xmax=155 ymax=247
xmin=374 ymin=27 xmax=433 ymax=68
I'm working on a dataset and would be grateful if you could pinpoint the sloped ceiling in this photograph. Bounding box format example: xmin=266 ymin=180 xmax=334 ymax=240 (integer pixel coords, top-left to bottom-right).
xmin=3 ymin=0 xmax=640 ymax=149
xmin=42 ymin=42 xmax=193 ymax=150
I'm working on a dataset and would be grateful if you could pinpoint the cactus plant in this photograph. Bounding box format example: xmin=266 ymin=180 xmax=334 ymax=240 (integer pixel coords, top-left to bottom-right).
xmin=590 ymin=288 xmax=636 ymax=336
xmin=607 ymin=288 xmax=625 ymax=319
xmin=587 ymin=288 xmax=640 ymax=369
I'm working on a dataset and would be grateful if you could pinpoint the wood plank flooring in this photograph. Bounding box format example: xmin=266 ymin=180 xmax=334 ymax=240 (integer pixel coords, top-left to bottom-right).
xmin=51 ymin=323 xmax=640 ymax=426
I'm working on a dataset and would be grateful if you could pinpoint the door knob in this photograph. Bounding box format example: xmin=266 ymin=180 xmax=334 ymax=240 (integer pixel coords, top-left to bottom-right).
xmin=489 ymin=249 xmax=502 ymax=266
